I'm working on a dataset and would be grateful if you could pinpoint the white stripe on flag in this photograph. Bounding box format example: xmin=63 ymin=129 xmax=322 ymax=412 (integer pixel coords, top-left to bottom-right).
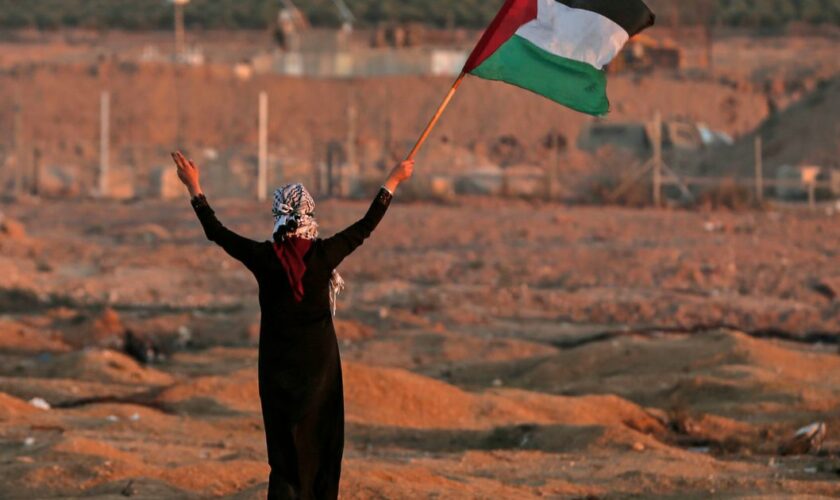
xmin=515 ymin=0 xmax=629 ymax=70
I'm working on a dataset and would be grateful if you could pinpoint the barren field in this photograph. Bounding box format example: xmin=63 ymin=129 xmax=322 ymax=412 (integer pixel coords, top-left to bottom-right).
xmin=1 ymin=195 xmax=839 ymax=498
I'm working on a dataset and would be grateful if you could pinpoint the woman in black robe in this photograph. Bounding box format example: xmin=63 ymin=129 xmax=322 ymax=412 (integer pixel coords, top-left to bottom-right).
xmin=170 ymin=151 xmax=414 ymax=499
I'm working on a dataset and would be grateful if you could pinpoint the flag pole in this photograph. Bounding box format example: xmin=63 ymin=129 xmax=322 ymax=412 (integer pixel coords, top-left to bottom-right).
xmin=405 ymin=72 xmax=466 ymax=161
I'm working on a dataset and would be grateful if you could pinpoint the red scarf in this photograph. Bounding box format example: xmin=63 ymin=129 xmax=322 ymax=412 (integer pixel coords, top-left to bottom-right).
xmin=272 ymin=237 xmax=313 ymax=302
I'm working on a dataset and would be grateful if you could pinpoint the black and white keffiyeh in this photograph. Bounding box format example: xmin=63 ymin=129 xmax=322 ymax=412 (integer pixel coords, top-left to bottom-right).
xmin=272 ymin=183 xmax=345 ymax=315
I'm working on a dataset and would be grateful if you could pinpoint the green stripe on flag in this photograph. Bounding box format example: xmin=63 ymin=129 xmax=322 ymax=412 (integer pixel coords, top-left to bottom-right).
xmin=470 ymin=34 xmax=610 ymax=116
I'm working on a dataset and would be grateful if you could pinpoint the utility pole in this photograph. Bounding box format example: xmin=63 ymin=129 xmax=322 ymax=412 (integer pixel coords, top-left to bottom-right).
xmin=699 ymin=0 xmax=716 ymax=72
xmin=545 ymin=131 xmax=562 ymax=201
xmin=173 ymin=0 xmax=189 ymax=60
xmin=172 ymin=0 xmax=190 ymax=146
xmin=31 ymin=148 xmax=41 ymax=196
xmin=12 ymin=97 xmax=23 ymax=196
xmin=99 ymin=91 xmax=111 ymax=197
xmin=345 ymin=88 xmax=358 ymax=195
xmin=258 ymin=91 xmax=269 ymax=201
xmin=754 ymin=135 xmax=764 ymax=203
xmin=652 ymin=111 xmax=662 ymax=208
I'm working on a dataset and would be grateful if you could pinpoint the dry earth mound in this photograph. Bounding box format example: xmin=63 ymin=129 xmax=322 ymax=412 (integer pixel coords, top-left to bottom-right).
xmin=447 ymin=330 xmax=840 ymax=422
xmin=34 ymin=349 xmax=174 ymax=386
xmin=0 ymin=391 xmax=42 ymax=420
xmin=156 ymin=367 xmax=257 ymax=414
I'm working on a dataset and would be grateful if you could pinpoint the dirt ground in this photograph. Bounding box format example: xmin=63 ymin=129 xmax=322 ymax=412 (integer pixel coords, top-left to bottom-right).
xmin=1 ymin=195 xmax=839 ymax=498
xmin=1 ymin=27 xmax=839 ymax=499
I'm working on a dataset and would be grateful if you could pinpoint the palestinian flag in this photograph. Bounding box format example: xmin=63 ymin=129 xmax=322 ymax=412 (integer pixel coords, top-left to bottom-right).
xmin=464 ymin=0 xmax=655 ymax=116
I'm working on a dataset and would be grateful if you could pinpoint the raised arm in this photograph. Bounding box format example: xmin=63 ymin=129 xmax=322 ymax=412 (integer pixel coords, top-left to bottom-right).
xmin=172 ymin=151 xmax=261 ymax=270
xmin=321 ymin=160 xmax=413 ymax=269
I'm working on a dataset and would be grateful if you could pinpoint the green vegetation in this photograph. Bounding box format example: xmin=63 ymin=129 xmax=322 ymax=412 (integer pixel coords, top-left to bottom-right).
xmin=0 ymin=0 xmax=839 ymax=30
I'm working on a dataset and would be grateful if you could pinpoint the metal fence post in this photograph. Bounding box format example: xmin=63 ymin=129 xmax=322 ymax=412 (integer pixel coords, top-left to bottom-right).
xmin=652 ymin=111 xmax=662 ymax=207
xmin=258 ymin=91 xmax=268 ymax=201
xmin=754 ymin=135 xmax=763 ymax=203
xmin=99 ymin=91 xmax=110 ymax=197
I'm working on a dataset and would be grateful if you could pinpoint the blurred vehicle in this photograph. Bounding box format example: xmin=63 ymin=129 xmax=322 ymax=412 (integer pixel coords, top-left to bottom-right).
xmin=577 ymin=119 xmax=731 ymax=158
xmin=607 ymin=33 xmax=682 ymax=73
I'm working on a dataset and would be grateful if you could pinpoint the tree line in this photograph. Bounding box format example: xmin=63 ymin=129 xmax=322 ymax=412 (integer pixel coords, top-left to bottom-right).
xmin=1 ymin=0 xmax=839 ymax=31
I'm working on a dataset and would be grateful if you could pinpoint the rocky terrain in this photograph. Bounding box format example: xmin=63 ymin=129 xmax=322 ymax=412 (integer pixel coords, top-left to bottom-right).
xmin=0 ymin=195 xmax=839 ymax=498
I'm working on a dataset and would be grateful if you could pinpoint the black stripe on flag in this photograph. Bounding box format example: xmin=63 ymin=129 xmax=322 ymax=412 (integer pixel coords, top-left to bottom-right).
xmin=555 ymin=0 xmax=656 ymax=37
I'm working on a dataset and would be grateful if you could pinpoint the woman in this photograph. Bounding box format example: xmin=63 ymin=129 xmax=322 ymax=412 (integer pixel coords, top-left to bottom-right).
xmin=170 ymin=151 xmax=414 ymax=499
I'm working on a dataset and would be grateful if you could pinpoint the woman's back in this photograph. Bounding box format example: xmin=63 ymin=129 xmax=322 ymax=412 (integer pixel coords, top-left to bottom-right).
xmin=192 ymin=187 xmax=393 ymax=330
xmin=174 ymin=149 xmax=413 ymax=499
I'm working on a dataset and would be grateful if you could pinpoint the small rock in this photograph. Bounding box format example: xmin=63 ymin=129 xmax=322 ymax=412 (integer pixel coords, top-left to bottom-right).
xmin=492 ymin=378 xmax=504 ymax=387
xmin=780 ymin=422 xmax=826 ymax=455
xmin=106 ymin=415 xmax=120 ymax=422
xmin=17 ymin=456 xmax=34 ymax=463
xmin=23 ymin=437 xmax=35 ymax=447
xmin=129 ymin=412 xmax=141 ymax=422
xmin=632 ymin=442 xmax=645 ymax=452
xmin=177 ymin=325 xmax=192 ymax=346
xmin=810 ymin=280 xmax=838 ymax=301
xmin=28 ymin=397 xmax=50 ymax=410
xmin=121 ymin=479 xmax=137 ymax=497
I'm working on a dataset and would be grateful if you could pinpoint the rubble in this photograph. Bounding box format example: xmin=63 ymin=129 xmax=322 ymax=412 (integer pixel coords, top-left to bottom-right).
xmin=779 ymin=422 xmax=827 ymax=456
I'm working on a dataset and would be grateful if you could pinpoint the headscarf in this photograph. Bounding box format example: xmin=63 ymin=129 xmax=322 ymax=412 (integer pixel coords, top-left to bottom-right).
xmin=272 ymin=183 xmax=345 ymax=315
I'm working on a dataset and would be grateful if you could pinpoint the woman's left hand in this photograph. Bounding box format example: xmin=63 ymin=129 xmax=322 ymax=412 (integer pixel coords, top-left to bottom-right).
xmin=384 ymin=160 xmax=414 ymax=193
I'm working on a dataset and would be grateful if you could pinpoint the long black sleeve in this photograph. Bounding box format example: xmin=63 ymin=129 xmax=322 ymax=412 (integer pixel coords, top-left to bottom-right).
xmin=191 ymin=194 xmax=261 ymax=271
xmin=321 ymin=187 xmax=393 ymax=269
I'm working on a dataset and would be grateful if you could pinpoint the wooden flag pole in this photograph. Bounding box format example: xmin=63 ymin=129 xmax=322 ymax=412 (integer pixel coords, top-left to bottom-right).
xmin=405 ymin=72 xmax=466 ymax=161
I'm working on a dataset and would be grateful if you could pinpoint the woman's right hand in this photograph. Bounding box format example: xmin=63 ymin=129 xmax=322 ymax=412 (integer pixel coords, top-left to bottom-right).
xmin=384 ymin=159 xmax=414 ymax=193
xmin=171 ymin=151 xmax=203 ymax=198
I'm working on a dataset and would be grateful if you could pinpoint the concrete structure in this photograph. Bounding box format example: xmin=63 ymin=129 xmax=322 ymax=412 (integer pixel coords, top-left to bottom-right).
xmin=577 ymin=119 xmax=731 ymax=158
xmin=151 ymin=166 xmax=183 ymax=200
xmin=608 ymin=34 xmax=682 ymax=73
xmin=253 ymin=47 xmax=468 ymax=78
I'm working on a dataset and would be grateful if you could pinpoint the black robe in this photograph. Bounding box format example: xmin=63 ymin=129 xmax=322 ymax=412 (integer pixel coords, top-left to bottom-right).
xmin=191 ymin=188 xmax=393 ymax=499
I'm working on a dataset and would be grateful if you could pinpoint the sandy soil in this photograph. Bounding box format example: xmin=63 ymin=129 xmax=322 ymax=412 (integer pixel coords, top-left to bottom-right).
xmin=0 ymin=195 xmax=839 ymax=498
